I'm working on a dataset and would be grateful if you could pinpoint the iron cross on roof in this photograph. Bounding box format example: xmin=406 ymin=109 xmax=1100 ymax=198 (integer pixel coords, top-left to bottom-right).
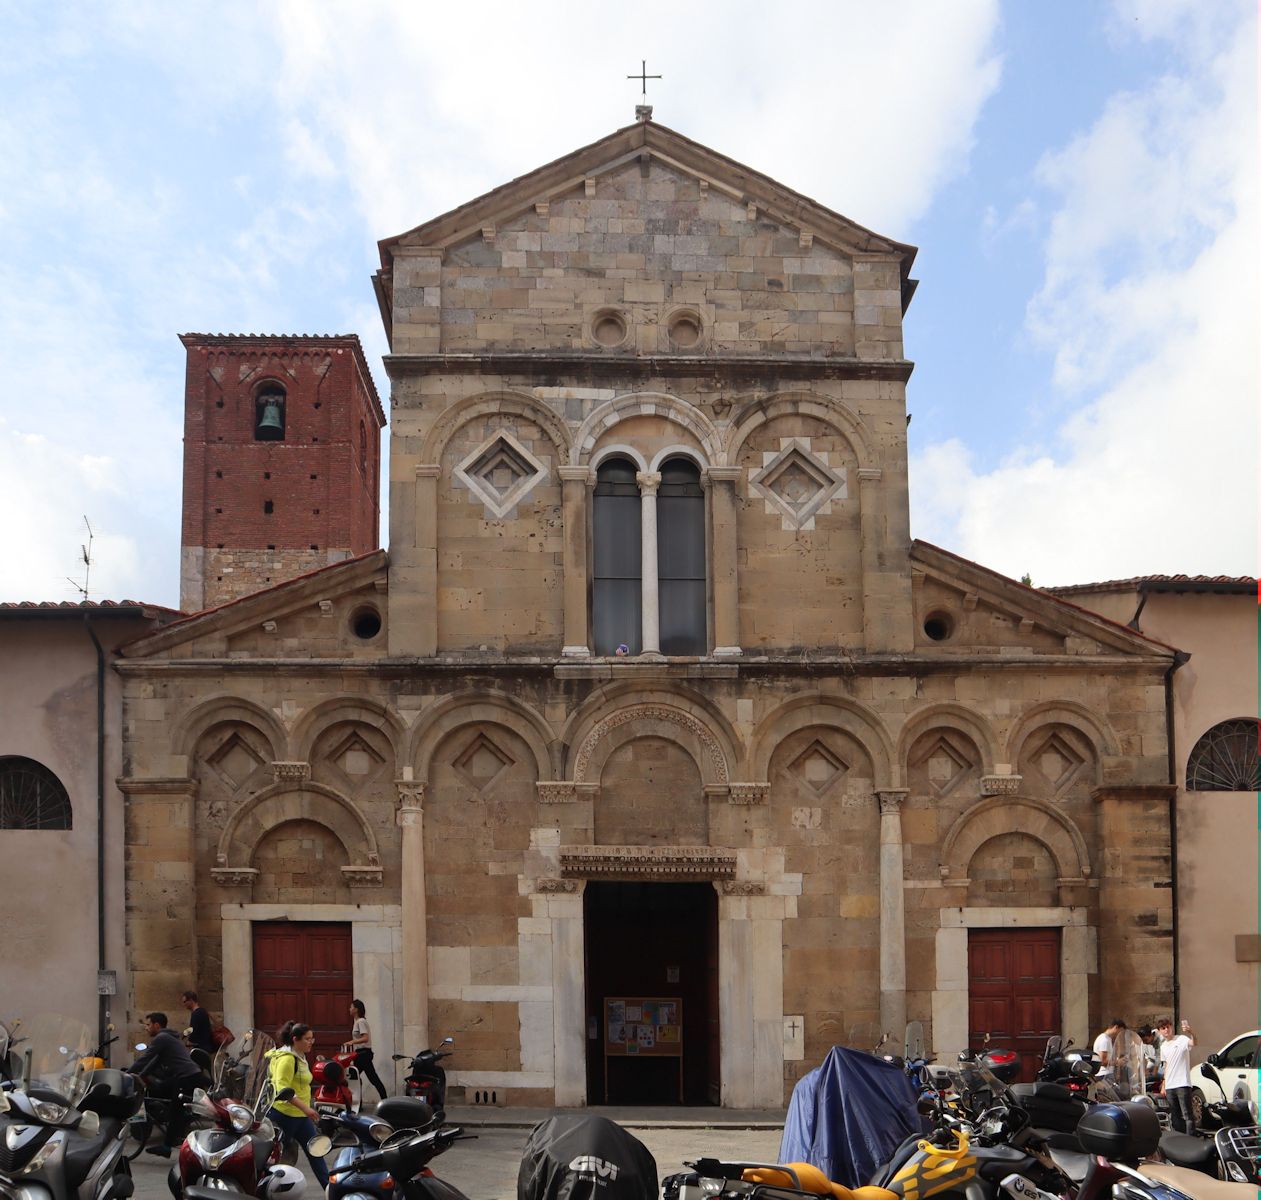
xmin=627 ymin=59 xmax=661 ymax=97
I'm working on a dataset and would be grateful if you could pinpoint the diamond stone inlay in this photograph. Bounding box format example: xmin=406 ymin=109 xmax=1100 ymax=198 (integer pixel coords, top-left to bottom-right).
xmin=453 ymin=732 xmax=514 ymax=793
xmin=455 ymin=431 xmax=549 ymax=517
xmin=207 ymin=732 xmax=265 ymax=791
xmin=1033 ymin=732 xmax=1085 ymax=792
xmin=788 ymin=739 xmax=848 ymax=795
xmin=749 ymin=438 xmax=847 ymax=530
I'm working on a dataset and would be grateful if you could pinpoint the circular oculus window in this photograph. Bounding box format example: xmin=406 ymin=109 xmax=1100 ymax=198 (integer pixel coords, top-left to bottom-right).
xmin=351 ymin=606 xmax=383 ymax=641
xmin=667 ymin=310 xmax=702 ymax=348
xmin=591 ymin=309 xmax=629 ymax=348
xmin=923 ymin=611 xmax=955 ymax=642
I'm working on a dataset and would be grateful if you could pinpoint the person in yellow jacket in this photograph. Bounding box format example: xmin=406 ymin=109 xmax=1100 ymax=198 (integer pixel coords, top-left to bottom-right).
xmin=265 ymin=1022 xmax=330 ymax=1189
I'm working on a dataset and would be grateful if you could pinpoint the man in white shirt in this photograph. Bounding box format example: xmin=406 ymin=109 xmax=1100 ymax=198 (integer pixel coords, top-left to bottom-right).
xmin=1157 ymin=1016 xmax=1197 ymax=1133
xmin=1094 ymin=1018 xmax=1126 ymax=1078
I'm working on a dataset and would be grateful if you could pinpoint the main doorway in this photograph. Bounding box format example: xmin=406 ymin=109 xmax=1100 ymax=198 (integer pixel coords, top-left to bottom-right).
xmin=584 ymin=881 xmax=718 ymax=1104
xmin=968 ymin=927 xmax=1060 ymax=1082
xmin=252 ymin=921 xmax=352 ymax=1059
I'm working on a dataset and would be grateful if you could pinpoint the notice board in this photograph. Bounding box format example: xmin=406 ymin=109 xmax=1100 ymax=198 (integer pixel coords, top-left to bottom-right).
xmin=603 ymin=996 xmax=683 ymax=1101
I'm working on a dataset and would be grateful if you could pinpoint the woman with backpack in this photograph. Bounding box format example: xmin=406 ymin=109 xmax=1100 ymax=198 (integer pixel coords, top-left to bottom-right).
xmin=344 ymin=999 xmax=389 ymax=1103
xmin=265 ymin=1021 xmax=330 ymax=1189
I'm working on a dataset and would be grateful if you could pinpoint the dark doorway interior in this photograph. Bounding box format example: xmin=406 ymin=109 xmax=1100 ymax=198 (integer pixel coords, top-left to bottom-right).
xmin=968 ymin=927 xmax=1061 ymax=1083
xmin=252 ymin=921 xmax=352 ymax=1059
xmin=584 ymin=881 xmax=718 ymax=1104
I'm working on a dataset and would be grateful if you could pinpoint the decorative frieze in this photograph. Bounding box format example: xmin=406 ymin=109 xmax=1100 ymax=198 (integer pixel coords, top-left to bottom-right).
xmin=980 ymin=775 xmax=1022 ymax=796
xmin=727 ymin=782 xmax=770 ymax=805
xmin=272 ymin=761 xmax=310 ymax=783
xmin=535 ymin=781 xmax=598 ymax=804
xmin=536 ymin=878 xmax=579 ymax=893
xmin=573 ymin=704 xmax=730 ymax=784
xmin=341 ymin=865 xmax=384 ymax=888
xmin=560 ymin=844 xmax=736 ymax=880
xmin=720 ymin=880 xmax=766 ymax=896
xmin=210 ymin=867 xmax=259 ymax=888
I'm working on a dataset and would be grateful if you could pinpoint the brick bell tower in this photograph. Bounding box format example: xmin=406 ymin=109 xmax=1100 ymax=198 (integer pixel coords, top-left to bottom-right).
xmin=179 ymin=334 xmax=386 ymax=613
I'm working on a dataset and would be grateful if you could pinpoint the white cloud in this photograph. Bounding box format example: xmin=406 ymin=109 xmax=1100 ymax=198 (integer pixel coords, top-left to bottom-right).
xmin=911 ymin=0 xmax=1258 ymax=584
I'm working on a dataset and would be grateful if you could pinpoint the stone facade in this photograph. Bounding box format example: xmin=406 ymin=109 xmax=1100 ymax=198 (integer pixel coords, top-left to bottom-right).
xmin=119 ymin=118 xmax=1177 ymax=1106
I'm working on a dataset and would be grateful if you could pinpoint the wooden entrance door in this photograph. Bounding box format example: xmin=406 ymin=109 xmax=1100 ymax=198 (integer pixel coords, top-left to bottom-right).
xmin=252 ymin=922 xmax=352 ymax=1059
xmin=968 ymin=928 xmax=1060 ymax=1082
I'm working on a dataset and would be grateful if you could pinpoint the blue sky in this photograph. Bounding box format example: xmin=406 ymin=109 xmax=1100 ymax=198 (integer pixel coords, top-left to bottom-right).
xmin=0 ymin=0 xmax=1254 ymax=606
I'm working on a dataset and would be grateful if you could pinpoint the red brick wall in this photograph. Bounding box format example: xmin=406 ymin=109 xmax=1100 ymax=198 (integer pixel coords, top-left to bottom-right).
xmin=180 ymin=335 xmax=383 ymax=609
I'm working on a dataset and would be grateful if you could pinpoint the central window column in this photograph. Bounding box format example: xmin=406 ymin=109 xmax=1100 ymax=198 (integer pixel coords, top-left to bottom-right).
xmin=636 ymin=471 xmax=663 ymax=657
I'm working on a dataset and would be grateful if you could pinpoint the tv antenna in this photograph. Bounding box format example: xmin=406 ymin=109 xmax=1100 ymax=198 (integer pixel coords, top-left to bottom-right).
xmin=67 ymin=516 xmax=95 ymax=601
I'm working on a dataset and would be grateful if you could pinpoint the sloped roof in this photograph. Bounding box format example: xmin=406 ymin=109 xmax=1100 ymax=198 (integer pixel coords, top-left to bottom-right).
xmin=376 ymin=117 xmax=917 ymax=307
xmin=0 ymin=599 xmax=180 ymax=618
xmin=1047 ymin=574 xmax=1255 ymax=596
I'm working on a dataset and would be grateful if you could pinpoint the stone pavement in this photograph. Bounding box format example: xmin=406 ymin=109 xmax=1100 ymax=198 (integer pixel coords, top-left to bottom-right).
xmin=128 ymin=1108 xmax=787 ymax=1200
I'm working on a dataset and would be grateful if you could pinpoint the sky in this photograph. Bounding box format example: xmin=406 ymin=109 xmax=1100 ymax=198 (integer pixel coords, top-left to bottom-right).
xmin=0 ymin=0 xmax=1255 ymax=606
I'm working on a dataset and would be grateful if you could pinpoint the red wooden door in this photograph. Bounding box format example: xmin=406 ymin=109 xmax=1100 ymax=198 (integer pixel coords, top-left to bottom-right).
xmin=253 ymin=922 xmax=353 ymax=1059
xmin=968 ymin=928 xmax=1060 ymax=1082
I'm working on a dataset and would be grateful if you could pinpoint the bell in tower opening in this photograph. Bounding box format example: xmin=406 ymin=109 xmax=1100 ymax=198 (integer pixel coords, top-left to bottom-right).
xmin=254 ymin=383 xmax=286 ymax=440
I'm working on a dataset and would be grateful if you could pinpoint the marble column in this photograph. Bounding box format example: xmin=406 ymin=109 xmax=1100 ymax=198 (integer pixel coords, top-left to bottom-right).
xmin=705 ymin=466 xmax=743 ymax=656
xmin=396 ymin=780 xmax=429 ymax=1055
xmin=878 ymin=788 xmax=909 ymax=1034
xmin=558 ymin=466 xmax=592 ymax=657
xmin=636 ymin=471 xmax=662 ymax=657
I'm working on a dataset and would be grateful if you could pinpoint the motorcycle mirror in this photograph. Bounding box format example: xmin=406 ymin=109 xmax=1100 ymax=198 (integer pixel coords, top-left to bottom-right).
xmin=442 ymin=1037 xmax=454 ymax=1046
xmin=135 ymin=1043 xmax=147 ymax=1052
xmin=79 ymin=1111 xmax=101 ymax=1136
xmin=1201 ymin=1063 xmax=1222 ymax=1085
xmin=916 ymin=1096 xmax=939 ymax=1116
xmin=307 ymin=1134 xmax=333 ymax=1158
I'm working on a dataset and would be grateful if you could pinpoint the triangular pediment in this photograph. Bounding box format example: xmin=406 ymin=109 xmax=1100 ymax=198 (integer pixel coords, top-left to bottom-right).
xmin=119 ymin=550 xmax=388 ymax=660
xmin=379 ymin=120 xmax=916 ymax=274
xmin=911 ymin=542 xmax=1179 ymax=660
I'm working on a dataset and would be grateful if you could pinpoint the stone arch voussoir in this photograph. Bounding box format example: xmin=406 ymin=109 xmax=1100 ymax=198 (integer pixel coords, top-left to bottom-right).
xmin=292 ymin=696 xmax=406 ymax=763
xmin=409 ymin=692 xmax=556 ymax=780
xmin=174 ymin=694 xmax=289 ymax=762
xmin=897 ymin=703 xmax=1000 ymax=774
xmin=572 ymin=392 xmax=723 ymax=467
xmin=569 ymin=702 xmax=732 ymax=787
xmin=750 ymin=692 xmax=895 ymax=788
xmin=1005 ymin=701 xmax=1118 ymax=773
xmin=421 ymin=390 xmax=572 ymax=466
xmin=725 ymin=390 xmax=874 ymax=471
xmin=940 ymin=795 xmax=1090 ymax=884
xmin=215 ymin=780 xmax=379 ymax=869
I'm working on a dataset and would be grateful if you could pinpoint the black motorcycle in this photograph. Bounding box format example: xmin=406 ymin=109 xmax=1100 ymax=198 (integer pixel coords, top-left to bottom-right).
xmin=1156 ymin=1060 xmax=1261 ymax=1185
xmin=391 ymin=1037 xmax=455 ymax=1107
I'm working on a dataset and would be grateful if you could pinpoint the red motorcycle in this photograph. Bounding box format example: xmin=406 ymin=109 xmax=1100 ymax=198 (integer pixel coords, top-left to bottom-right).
xmin=312 ymin=1049 xmax=360 ymax=1116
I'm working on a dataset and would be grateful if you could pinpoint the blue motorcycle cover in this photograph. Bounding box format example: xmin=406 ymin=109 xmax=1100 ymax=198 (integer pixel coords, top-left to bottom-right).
xmin=779 ymin=1046 xmax=922 ymax=1187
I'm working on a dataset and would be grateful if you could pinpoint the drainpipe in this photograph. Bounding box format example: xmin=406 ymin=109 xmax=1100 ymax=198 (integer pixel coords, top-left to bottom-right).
xmin=84 ymin=616 xmax=108 ymax=1061
xmin=1165 ymin=647 xmax=1191 ymax=1023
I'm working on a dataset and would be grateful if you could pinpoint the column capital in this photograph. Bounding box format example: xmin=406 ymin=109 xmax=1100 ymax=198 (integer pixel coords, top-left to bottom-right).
xmin=558 ymin=465 xmax=594 ymax=483
xmin=857 ymin=466 xmax=883 ymax=483
xmin=704 ymin=466 xmax=743 ymax=483
xmin=396 ymin=779 xmax=426 ymax=823
xmin=415 ymin=464 xmax=442 ymax=479
xmin=635 ymin=470 xmax=662 ymax=494
xmin=877 ymin=788 xmax=909 ymax=814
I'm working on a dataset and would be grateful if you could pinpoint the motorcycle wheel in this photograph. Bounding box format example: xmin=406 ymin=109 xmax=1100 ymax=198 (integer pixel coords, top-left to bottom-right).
xmin=1190 ymin=1089 xmax=1205 ymax=1127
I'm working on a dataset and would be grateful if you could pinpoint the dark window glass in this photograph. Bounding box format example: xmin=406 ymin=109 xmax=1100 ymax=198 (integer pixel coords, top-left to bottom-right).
xmin=1220 ymin=1036 xmax=1259 ymax=1069
xmin=593 ymin=458 xmax=641 ymax=655
xmin=0 ymin=756 xmax=72 ymax=829
xmin=1186 ymin=718 xmax=1261 ymax=791
xmin=657 ymin=458 xmax=706 ymax=655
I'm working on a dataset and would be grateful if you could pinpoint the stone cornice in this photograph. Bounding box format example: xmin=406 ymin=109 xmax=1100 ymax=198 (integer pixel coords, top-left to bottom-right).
xmin=116 ymin=777 xmax=197 ymax=796
xmin=560 ymin=844 xmax=737 ymax=880
xmin=383 ymin=352 xmax=914 ymax=383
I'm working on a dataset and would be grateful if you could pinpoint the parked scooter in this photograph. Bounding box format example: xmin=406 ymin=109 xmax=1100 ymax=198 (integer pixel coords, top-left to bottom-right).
xmin=0 ymin=1013 xmax=143 ymax=1200
xmin=391 ymin=1038 xmax=454 ymax=1107
xmin=314 ymin=1097 xmax=434 ymax=1200
xmin=311 ymin=1050 xmax=359 ymax=1117
xmin=1155 ymin=1060 xmax=1261 ymax=1184
xmin=308 ymin=1112 xmax=472 ymax=1200
xmin=164 ymin=1035 xmax=300 ymax=1200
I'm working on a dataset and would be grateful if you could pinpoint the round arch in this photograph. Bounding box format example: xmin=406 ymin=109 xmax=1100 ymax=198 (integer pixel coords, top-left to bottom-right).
xmin=571 ymin=392 xmax=723 ymax=467
xmin=420 ymin=389 xmax=572 ymax=465
xmin=650 ymin=444 xmax=707 ymax=472
xmin=291 ymin=696 xmax=406 ymax=763
xmin=591 ymin=443 xmax=648 ymax=472
xmin=897 ymin=703 xmax=1000 ymax=774
xmin=725 ymin=390 xmax=875 ymax=470
xmin=409 ymin=691 xmax=556 ymax=780
xmin=215 ymin=780 xmax=380 ymax=869
xmin=750 ymin=692 xmax=895 ymax=787
xmin=940 ymin=795 xmax=1091 ymax=883
xmin=1005 ymin=701 xmax=1119 ymax=767
xmin=173 ymin=695 xmax=288 ymax=762
xmin=569 ymin=702 xmax=733 ymax=787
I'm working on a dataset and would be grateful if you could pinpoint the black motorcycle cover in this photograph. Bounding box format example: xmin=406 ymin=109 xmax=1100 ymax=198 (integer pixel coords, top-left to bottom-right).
xmin=517 ymin=1116 xmax=657 ymax=1200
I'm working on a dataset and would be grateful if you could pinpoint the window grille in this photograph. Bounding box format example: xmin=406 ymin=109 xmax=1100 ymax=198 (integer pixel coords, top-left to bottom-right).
xmin=1186 ymin=718 xmax=1261 ymax=791
xmin=0 ymin=757 xmax=72 ymax=829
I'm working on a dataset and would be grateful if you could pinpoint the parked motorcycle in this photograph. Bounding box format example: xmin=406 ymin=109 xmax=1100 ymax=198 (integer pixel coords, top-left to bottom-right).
xmin=312 ymin=1050 xmax=360 ymax=1117
xmin=308 ymin=1114 xmax=472 ymax=1200
xmin=211 ymin=1032 xmax=273 ymax=1103
xmin=313 ymin=1097 xmax=432 ymax=1200
xmin=0 ymin=1013 xmax=142 ymax=1200
xmin=390 ymin=1038 xmax=454 ymax=1107
xmin=1155 ymin=1060 xmax=1261 ymax=1184
xmin=164 ymin=1034 xmax=300 ymax=1200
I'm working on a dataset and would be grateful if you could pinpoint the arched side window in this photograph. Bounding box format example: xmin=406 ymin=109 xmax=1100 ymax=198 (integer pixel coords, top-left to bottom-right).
xmin=254 ymin=382 xmax=286 ymax=442
xmin=1186 ymin=718 xmax=1261 ymax=791
xmin=657 ymin=457 xmax=706 ymax=654
xmin=0 ymin=756 xmax=72 ymax=829
xmin=592 ymin=458 xmax=641 ymax=656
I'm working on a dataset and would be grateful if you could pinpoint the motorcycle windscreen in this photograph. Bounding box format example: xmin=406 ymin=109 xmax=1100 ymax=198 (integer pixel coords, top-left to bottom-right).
xmin=517 ymin=1115 xmax=657 ymax=1200
xmin=779 ymin=1045 xmax=923 ymax=1188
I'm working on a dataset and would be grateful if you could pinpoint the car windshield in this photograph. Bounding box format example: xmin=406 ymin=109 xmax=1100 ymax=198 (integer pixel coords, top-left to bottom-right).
xmin=14 ymin=1014 xmax=95 ymax=1105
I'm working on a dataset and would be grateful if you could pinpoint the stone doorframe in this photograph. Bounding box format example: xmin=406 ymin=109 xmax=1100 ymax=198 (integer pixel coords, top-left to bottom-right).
xmin=931 ymin=906 xmax=1094 ymax=1060
xmin=220 ymin=903 xmax=403 ymax=1086
xmin=533 ymin=842 xmax=800 ymax=1108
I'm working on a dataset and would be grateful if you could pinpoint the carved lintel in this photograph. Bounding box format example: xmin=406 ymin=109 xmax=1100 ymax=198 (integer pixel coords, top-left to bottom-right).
xmin=721 ymin=880 xmax=766 ymax=896
xmin=272 ymin=761 xmax=310 ymax=783
xmin=878 ymin=789 xmax=909 ymax=815
xmin=560 ymin=844 xmax=736 ymax=881
xmin=211 ymin=867 xmax=259 ymax=888
xmin=728 ymin=782 xmax=770 ymax=805
xmin=536 ymin=781 xmax=598 ymax=804
xmin=980 ymin=774 xmax=1022 ymax=796
xmin=341 ymin=865 xmax=384 ymax=888
xmin=536 ymin=878 xmax=578 ymax=894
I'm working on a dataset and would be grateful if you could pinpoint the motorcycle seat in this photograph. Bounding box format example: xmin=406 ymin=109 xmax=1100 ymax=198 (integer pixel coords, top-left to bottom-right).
xmin=744 ymin=1164 xmax=898 ymax=1200
xmin=1160 ymin=1132 xmax=1220 ymax=1171
xmin=1046 ymin=1147 xmax=1092 ymax=1183
xmin=1141 ymin=1162 xmax=1257 ymax=1200
xmin=62 ymin=1120 xmax=126 ymax=1188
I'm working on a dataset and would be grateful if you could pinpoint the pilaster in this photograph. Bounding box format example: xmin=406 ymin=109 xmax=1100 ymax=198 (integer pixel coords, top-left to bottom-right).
xmin=559 ymin=465 xmax=593 ymax=657
xmin=878 ymin=788 xmax=909 ymax=1033
xmin=705 ymin=466 xmax=743 ymax=656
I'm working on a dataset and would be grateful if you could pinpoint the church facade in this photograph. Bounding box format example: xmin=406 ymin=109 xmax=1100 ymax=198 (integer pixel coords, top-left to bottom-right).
xmin=118 ymin=118 xmax=1176 ymax=1106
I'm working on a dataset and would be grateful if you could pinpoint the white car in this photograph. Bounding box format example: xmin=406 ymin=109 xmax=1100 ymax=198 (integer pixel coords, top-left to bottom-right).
xmin=1189 ymin=1029 xmax=1260 ymax=1114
